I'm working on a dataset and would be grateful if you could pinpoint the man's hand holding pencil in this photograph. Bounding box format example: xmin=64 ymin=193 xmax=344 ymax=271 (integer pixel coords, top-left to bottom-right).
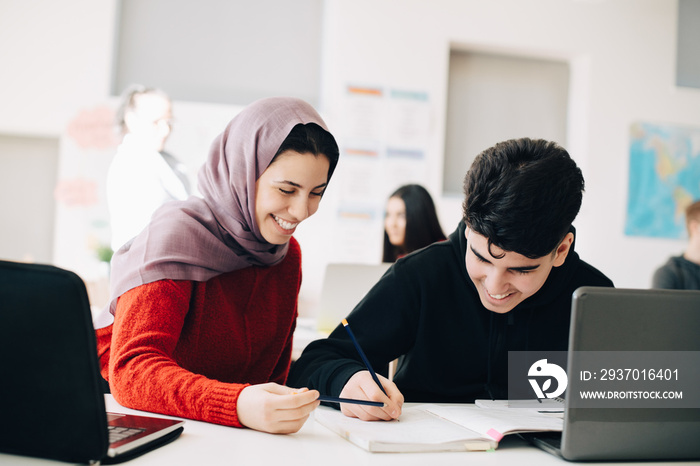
xmin=339 ymin=371 xmax=404 ymax=421
xmin=336 ymin=319 xmax=404 ymax=421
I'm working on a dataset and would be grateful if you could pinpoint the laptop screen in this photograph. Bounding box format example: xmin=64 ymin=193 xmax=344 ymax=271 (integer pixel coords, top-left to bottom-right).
xmin=561 ymin=286 xmax=700 ymax=461
xmin=0 ymin=260 xmax=109 ymax=462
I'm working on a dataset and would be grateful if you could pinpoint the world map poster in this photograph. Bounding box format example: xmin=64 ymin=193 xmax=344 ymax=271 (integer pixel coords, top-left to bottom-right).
xmin=625 ymin=122 xmax=700 ymax=239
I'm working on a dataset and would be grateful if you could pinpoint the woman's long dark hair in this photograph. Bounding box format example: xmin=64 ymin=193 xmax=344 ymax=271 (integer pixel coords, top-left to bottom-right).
xmin=383 ymin=184 xmax=446 ymax=262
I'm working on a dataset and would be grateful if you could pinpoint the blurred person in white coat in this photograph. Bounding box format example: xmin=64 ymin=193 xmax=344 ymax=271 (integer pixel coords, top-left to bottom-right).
xmin=107 ymin=85 xmax=191 ymax=251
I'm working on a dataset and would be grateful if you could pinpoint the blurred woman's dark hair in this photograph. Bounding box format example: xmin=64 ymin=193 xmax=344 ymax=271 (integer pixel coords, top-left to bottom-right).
xmin=383 ymin=184 xmax=446 ymax=262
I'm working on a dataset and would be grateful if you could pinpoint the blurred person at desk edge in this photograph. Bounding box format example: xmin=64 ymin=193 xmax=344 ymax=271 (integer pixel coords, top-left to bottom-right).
xmin=652 ymin=199 xmax=700 ymax=290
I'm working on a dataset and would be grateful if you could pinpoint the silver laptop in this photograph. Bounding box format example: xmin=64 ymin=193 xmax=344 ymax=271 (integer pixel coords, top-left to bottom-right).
xmin=316 ymin=262 xmax=392 ymax=333
xmin=523 ymin=286 xmax=700 ymax=461
xmin=0 ymin=260 xmax=185 ymax=464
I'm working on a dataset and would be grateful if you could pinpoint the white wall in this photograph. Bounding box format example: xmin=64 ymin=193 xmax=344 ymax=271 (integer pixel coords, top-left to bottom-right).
xmin=0 ymin=0 xmax=117 ymax=136
xmin=0 ymin=0 xmax=118 ymax=291
xmin=0 ymin=135 xmax=58 ymax=262
xmin=113 ymin=0 xmax=323 ymax=106
xmin=2 ymin=0 xmax=699 ymax=311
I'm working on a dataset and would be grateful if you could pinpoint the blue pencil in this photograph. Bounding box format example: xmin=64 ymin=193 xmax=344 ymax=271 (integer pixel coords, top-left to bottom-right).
xmin=318 ymin=395 xmax=385 ymax=407
xmin=341 ymin=318 xmax=388 ymax=396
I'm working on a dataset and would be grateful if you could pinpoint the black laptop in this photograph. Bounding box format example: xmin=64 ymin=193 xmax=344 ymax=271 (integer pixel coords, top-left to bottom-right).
xmin=0 ymin=260 xmax=184 ymax=464
xmin=521 ymin=286 xmax=700 ymax=461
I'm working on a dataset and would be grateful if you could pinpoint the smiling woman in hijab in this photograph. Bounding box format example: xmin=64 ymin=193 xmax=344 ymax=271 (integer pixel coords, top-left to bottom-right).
xmin=94 ymin=97 xmax=339 ymax=434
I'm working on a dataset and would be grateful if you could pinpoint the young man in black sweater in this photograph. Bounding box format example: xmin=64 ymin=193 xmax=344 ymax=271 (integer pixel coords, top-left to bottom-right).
xmin=289 ymin=138 xmax=613 ymax=421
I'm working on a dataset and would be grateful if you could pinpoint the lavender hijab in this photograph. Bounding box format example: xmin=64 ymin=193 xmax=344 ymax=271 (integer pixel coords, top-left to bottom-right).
xmin=95 ymin=97 xmax=330 ymax=328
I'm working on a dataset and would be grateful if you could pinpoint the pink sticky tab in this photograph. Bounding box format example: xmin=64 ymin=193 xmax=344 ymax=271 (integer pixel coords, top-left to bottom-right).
xmin=486 ymin=428 xmax=503 ymax=442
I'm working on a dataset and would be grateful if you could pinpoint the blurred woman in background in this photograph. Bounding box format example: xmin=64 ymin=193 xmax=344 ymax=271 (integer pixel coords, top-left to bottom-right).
xmin=383 ymin=184 xmax=446 ymax=262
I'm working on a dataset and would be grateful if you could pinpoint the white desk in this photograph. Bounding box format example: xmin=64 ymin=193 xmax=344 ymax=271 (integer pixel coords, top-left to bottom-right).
xmin=2 ymin=396 xmax=699 ymax=465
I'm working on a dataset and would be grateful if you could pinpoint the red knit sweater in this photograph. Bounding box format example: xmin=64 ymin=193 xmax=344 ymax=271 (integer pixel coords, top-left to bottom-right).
xmin=96 ymin=238 xmax=302 ymax=428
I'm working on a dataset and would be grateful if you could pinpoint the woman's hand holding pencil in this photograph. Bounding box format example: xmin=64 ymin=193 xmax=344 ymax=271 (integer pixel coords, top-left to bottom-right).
xmin=238 ymin=383 xmax=321 ymax=434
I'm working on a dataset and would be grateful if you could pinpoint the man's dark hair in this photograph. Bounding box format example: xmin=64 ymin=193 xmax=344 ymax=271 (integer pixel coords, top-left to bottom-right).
xmin=462 ymin=138 xmax=584 ymax=259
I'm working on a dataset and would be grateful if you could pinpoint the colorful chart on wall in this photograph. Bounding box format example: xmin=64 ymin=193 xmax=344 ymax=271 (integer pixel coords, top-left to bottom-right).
xmin=625 ymin=121 xmax=700 ymax=239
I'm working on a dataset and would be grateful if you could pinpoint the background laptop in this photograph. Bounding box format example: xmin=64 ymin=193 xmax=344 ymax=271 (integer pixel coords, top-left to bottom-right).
xmin=0 ymin=260 xmax=184 ymax=464
xmin=316 ymin=262 xmax=392 ymax=334
xmin=522 ymin=286 xmax=700 ymax=461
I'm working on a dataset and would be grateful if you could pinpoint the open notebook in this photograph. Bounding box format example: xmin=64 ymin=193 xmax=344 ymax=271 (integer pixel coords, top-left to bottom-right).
xmin=314 ymin=404 xmax=561 ymax=453
xmin=0 ymin=260 xmax=184 ymax=464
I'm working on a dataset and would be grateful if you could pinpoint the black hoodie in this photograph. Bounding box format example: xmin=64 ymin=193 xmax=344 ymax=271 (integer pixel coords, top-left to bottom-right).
xmin=288 ymin=222 xmax=613 ymax=403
